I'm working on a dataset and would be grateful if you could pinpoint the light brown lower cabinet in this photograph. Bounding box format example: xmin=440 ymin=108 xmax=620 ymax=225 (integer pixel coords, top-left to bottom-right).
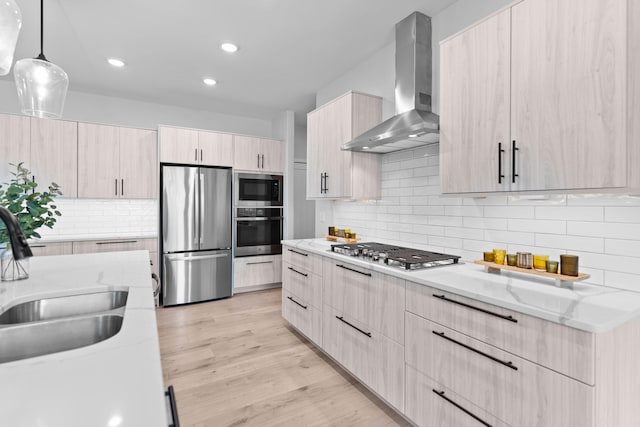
xmin=405 ymin=312 xmax=593 ymax=427
xmin=233 ymin=254 xmax=282 ymax=293
xmin=406 ymin=365 xmax=510 ymax=427
xmin=29 ymin=242 xmax=73 ymax=257
xmin=281 ymin=287 xmax=322 ymax=346
xmin=322 ymin=305 xmax=404 ymax=412
xmin=72 ymin=238 xmax=157 ymax=254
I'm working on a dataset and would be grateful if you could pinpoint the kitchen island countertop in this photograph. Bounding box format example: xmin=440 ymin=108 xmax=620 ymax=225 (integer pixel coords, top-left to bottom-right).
xmin=283 ymin=238 xmax=640 ymax=333
xmin=0 ymin=251 xmax=166 ymax=427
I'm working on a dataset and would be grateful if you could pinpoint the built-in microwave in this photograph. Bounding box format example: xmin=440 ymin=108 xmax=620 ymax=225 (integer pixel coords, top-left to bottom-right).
xmin=234 ymin=173 xmax=283 ymax=207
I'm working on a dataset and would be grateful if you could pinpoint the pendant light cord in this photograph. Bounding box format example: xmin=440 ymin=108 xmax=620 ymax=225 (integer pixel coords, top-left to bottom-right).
xmin=36 ymin=0 xmax=47 ymax=61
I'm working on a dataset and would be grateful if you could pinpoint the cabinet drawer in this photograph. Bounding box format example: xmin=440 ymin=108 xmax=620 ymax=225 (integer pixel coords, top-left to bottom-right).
xmin=406 ymin=312 xmax=594 ymax=427
xmin=323 ymin=305 xmax=404 ymax=411
xmin=234 ymin=255 xmax=282 ymax=289
xmin=406 ymin=281 xmax=594 ymax=384
xmin=282 ymin=246 xmax=322 ymax=275
xmin=406 ymin=365 xmax=510 ymax=427
xmin=29 ymin=242 xmax=73 ymax=257
xmin=282 ymin=261 xmax=322 ymax=309
xmin=72 ymin=238 xmax=157 ymax=254
xmin=282 ymin=289 xmax=322 ymax=346
xmin=324 ymin=258 xmax=405 ymax=344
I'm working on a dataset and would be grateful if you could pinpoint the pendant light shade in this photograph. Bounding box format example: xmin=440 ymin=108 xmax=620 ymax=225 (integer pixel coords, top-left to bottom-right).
xmin=14 ymin=58 xmax=68 ymax=118
xmin=13 ymin=0 xmax=68 ymax=118
xmin=0 ymin=0 xmax=22 ymax=76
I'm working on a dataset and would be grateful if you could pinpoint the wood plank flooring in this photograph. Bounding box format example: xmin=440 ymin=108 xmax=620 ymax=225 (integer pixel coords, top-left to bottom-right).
xmin=156 ymin=288 xmax=411 ymax=427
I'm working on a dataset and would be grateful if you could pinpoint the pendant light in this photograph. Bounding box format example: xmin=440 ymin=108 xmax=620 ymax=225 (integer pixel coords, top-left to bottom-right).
xmin=14 ymin=0 xmax=68 ymax=118
xmin=0 ymin=0 xmax=22 ymax=75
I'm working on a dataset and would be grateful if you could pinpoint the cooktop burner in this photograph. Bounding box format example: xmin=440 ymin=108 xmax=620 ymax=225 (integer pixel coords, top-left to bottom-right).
xmin=330 ymin=242 xmax=461 ymax=270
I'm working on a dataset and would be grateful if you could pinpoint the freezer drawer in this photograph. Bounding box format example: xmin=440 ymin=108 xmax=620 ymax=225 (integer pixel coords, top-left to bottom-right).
xmin=163 ymin=249 xmax=232 ymax=306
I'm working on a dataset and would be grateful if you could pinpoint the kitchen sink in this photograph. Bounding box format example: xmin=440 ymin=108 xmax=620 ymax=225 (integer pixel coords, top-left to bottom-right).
xmin=0 ymin=312 xmax=124 ymax=363
xmin=0 ymin=290 xmax=128 ymax=324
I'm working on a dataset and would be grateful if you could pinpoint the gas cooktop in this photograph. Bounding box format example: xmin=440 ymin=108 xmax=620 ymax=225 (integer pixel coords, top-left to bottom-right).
xmin=330 ymin=242 xmax=461 ymax=271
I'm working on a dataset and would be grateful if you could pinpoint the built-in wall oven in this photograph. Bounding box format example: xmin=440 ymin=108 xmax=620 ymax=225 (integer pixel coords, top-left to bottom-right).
xmin=234 ymin=173 xmax=284 ymax=257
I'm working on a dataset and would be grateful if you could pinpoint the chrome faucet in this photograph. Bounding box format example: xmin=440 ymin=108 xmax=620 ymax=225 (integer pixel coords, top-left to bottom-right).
xmin=0 ymin=206 xmax=33 ymax=260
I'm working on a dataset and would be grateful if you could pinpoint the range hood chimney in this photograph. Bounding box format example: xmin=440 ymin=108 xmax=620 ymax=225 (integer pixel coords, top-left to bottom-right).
xmin=342 ymin=11 xmax=439 ymax=153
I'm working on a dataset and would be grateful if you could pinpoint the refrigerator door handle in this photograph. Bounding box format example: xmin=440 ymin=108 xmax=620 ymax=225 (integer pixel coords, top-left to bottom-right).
xmin=193 ymin=172 xmax=199 ymax=247
xmin=199 ymin=171 xmax=204 ymax=245
xmin=166 ymin=253 xmax=229 ymax=262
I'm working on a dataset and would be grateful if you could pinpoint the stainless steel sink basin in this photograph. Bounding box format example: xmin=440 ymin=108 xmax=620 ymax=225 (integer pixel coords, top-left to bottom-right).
xmin=0 ymin=313 xmax=124 ymax=363
xmin=0 ymin=290 xmax=128 ymax=324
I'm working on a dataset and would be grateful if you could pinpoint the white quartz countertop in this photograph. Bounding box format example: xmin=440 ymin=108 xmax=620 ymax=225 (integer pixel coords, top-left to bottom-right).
xmin=0 ymin=251 xmax=167 ymax=427
xmin=282 ymin=239 xmax=640 ymax=333
xmin=30 ymin=233 xmax=158 ymax=243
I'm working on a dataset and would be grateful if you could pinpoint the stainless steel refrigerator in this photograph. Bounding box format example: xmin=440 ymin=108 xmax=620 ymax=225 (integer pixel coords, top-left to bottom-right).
xmin=161 ymin=165 xmax=232 ymax=306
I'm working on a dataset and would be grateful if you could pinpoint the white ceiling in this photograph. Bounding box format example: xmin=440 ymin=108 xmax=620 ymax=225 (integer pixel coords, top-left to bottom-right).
xmin=3 ymin=0 xmax=457 ymax=124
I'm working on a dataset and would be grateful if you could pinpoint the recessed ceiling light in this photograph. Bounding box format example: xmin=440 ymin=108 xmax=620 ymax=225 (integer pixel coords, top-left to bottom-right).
xmin=363 ymin=146 xmax=370 ymax=150
xmin=220 ymin=43 xmax=238 ymax=53
xmin=107 ymin=58 xmax=125 ymax=67
xmin=203 ymin=78 xmax=217 ymax=86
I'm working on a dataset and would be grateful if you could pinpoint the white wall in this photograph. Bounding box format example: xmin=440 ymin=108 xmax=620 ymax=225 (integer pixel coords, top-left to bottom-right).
xmin=314 ymin=0 xmax=640 ymax=291
xmin=0 ymin=80 xmax=273 ymax=137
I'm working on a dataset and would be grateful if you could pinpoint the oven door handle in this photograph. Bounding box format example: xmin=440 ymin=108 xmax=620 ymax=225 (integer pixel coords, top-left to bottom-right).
xmin=235 ymin=217 xmax=284 ymax=221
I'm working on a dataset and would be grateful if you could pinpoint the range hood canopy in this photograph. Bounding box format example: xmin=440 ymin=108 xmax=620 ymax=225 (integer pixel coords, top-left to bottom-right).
xmin=342 ymin=11 xmax=439 ymax=154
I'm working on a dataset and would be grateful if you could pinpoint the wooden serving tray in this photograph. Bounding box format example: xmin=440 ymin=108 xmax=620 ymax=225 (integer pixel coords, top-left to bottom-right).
xmin=325 ymin=235 xmax=361 ymax=244
xmin=474 ymin=260 xmax=590 ymax=287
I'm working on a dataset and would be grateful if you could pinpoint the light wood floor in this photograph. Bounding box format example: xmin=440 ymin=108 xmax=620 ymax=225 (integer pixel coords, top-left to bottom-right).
xmin=156 ymin=288 xmax=411 ymax=427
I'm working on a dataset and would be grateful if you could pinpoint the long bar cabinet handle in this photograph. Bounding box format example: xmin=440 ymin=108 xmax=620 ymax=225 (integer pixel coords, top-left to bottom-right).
xmin=336 ymin=264 xmax=371 ymax=277
xmin=288 ymin=266 xmax=308 ymax=277
xmin=246 ymin=261 xmax=273 ymax=265
xmin=115 ymin=179 xmax=118 ymax=196
xmin=287 ymin=296 xmax=308 ymax=310
xmin=287 ymin=248 xmax=308 ymax=257
xmin=96 ymin=240 xmax=138 ymax=245
xmin=432 ymin=330 xmax=517 ymax=371
xmin=512 ymin=140 xmax=519 ymax=183
xmin=498 ymin=142 xmax=505 ymax=184
xmin=432 ymin=389 xmax=492 ymax=427
xmin=121 ymin=179 xmax=124 ymax=196
xmin=336 ymin=316 xmax=372 ymax=338
xmin=432 ymin=294 xmax=517 ymax=323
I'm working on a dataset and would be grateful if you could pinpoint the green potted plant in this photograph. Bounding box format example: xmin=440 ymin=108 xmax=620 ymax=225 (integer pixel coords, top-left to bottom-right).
xmin=0 ymin=162 xmax=62 ymax=281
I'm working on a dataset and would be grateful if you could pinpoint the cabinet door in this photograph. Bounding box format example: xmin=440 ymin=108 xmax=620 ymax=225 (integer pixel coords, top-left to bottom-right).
xmin=511 ymin=0 xmax=626 ymax=191
xmin=319 ymin=94 xmax=352 ymax=198
xmin=198 ymin=131 xmax=233 ymax=167
xmin=29 ymin=242 xmax=73 ymax=257
xmin=78 ymin=123 xmax=120 ymax=198
xmin=0 ymin=114 xmax=30 ymax=182
xmin=261 ymin=138 xmax=284 ymax=174
xmin=440 ymin=10 xmax=511 ymax=194
xmin=119 ymin=127 xmax=157 ymax=199
xmin=72 ymin=239 xmax=151 ymax=254
xmin=159 ymin=126 xmax=199 ymax=164
xmin=233 ymin=135 xmax=262 ymax=172
xmin=233 ymin=254 xmax=282 ymax=291
xmin=306 ymin=110 xmax=324 ymax=198
xmin=30 ymin=118 xmax=78 ymax=197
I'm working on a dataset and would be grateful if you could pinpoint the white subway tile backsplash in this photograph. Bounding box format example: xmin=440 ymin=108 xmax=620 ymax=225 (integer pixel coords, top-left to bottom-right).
xmin=484 ymin=230 xmax=535 ymax=246
xmin=484 ymin=206 xmax=535 ymax=219
xmin=605 ymin=207 xmax=640 ymax=223
xmin=535 ymin=233 xmax=604 ymax=254
xmin=605 ymin=239 xmax=640 ymax=256
xmin=328 ymin=146 xmax=640 ymax=291
xmin=536 ymin=206 xmax=604 ymax=221
xmin=568 ymin=222 xmax=640 ymax=240
xmin=508 ymin=219 xmax=566 ymax=235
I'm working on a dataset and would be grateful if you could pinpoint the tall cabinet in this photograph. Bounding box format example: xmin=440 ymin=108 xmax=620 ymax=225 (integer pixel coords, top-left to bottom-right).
xmin=306 ymin=91 xmax=382 ymax=199
xmin=440 ymin=0 xmax=637 ymax=194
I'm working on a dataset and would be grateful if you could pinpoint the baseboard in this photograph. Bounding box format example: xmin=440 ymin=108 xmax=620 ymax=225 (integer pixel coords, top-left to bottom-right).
xmin=233 ymin=282 xmax=282 ymax=294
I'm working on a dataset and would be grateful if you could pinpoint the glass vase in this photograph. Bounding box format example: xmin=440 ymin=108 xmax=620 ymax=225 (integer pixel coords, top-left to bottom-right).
xmin=1 ymin=244 xmax=29 ymax=281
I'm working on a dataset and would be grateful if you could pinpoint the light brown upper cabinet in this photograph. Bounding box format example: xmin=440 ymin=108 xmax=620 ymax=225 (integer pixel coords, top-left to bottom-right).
xmin=78 ymin=123 xmax=157 ymax=199
xmin=306 ymin=91 xmax=381 ymax=200
xmin=30 ymin=118 xmax=78 ymax=196
xmin=440 ymin=0 xmax=638 ymax=194
xmin=0 ymin=114 xmax=30 ymax=183
xmin=0 ymin=114 xmax=78 ymax=197
xmin=233 ymin=135 xmax=284 ymax=174
xmin=159 ymin=126 xmax=233 ymax=167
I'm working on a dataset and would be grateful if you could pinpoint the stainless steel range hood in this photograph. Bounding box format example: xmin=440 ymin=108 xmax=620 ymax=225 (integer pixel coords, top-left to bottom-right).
xmin=342 ymin=12 xmax=439 ymax=154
